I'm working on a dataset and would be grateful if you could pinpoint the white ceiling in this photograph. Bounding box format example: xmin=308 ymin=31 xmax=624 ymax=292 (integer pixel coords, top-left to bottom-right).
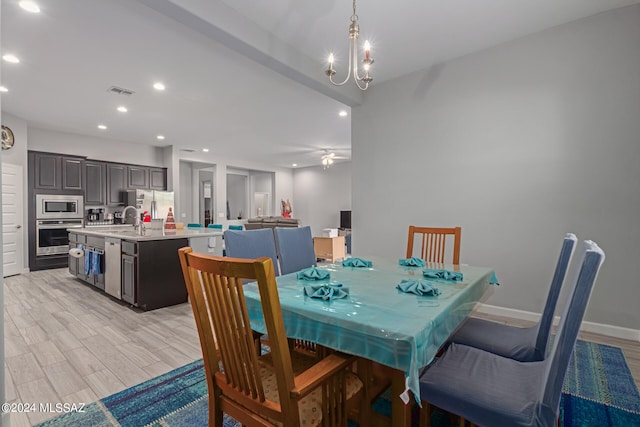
xmin=2 ymin=0 xmax=638 ymax=168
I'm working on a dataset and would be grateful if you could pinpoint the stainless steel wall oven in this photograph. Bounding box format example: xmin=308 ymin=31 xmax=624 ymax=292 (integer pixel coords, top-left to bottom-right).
xmin=35 ymin=194 xmax=84 ymax=256
xmin=36 ymin=219 xmax=83 ymax=256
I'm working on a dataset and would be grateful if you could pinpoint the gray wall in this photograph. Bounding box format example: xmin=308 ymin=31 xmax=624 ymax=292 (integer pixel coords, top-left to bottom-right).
xmin=178 ymin=161 xmax=194 ymax=222
xmin=293 ymin=162 xmax=351 ymax=237
xmin=28 ymin=127 xmax=164 ymax=166
xmin=227 ymin=173 xmax=247 ymax=219
xmin=352 ymin=5 xmax=640 ymax=330
xmin=251 ymin=171 xmax=274 ymax=217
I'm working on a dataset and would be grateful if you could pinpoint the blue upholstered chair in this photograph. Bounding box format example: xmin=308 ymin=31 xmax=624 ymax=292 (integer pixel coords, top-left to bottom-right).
xmin=273 ymin=226 xmax=316 ymax=275
xmin=228 ymin=225 xmax=243 ymax=231
xmin=418 ymin=240 xmax=605 ymax=427
xmin=449 ymin=233 xmax=577 ymax=362
xmin=224 ymin=228 xmax=280 ymax=276
xmin=187 ymin=223 xmax=203 ymax=228
xmin=207 ymin=224 xmax=223 ymax=230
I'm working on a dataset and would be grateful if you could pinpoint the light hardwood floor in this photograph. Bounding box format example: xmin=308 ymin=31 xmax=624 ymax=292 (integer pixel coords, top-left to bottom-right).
xmin=4 ymin=268 xmax=640 ymax=426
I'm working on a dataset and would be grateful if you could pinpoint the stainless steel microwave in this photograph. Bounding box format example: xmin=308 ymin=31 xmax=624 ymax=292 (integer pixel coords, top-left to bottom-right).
xmin=35 ymin=194 xmax=84 ymax=219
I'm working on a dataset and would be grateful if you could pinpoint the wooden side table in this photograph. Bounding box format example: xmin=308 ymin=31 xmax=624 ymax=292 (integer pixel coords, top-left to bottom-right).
xmin=313 ymin=236 xmax=346 ymax=263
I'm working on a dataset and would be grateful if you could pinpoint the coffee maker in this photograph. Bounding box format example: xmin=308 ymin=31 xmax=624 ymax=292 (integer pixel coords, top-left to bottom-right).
xmin=87 ymin=208 xmax=104 ymax=222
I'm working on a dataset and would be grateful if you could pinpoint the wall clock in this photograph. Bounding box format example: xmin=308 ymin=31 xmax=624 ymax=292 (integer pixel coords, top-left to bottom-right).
xmin=1 ymin=125 xmax=14 ymax=150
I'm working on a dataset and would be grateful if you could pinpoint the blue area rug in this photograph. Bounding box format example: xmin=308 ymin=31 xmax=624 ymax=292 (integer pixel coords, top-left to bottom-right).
xmin=36 ymin=340 xmax=640 ymax=427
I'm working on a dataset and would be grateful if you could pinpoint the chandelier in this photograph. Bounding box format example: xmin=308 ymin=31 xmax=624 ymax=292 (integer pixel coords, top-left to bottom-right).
xmin=325 ymin=0 xmax=374 ymax=91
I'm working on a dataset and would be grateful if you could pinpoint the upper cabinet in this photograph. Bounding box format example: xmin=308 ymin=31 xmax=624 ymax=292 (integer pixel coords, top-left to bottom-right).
xmin=149 ymin=168 xmax=167 ymax=190
xmin=29 ymin=151 xmax=167 ymax=205
xmin=106 ymin=163 xmax=127 ymax=205
xmin=63 ymin=157 xmax=83 ymax=190
xmin=127 ymin=166 xmax=149 ymax=190
xmin=31 ymin=152 xmax=84 ymax=192
xmin=85 ymin=161 xmax=106 ymax=206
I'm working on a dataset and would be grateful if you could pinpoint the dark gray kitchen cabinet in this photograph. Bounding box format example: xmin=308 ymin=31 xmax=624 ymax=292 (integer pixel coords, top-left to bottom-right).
xmin=84 ymin=161 xmax=106 ymax=205
xmin=149 ymin=167 xmax=167 ymax=190
xmin=127 ymin=166 xmax=149 ymax=189
xmin=122 ymin=253 xmax=136 ymax=304
xmin=31 ymin=152 xmax=84 ymax=191
xmin=106 ymin=163 xmax=126 ymax=205
xmin=33 ymin=152 xmax=60 ymax=190
xmin=62 ymin=157 xmax=83 ymax=190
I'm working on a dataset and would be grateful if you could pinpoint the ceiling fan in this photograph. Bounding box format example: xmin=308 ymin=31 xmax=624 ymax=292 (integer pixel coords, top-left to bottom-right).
xmin=320 ymin=149 xmax=348 ymax=169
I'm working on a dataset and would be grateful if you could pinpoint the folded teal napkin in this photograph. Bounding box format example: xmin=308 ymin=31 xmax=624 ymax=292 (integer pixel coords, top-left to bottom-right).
xmin=396 ymin=279 xmax=441 ymax=296
xmin=399 ymin=257 xmax=426 ymax=267
xmin=296 ymin=267 xmax=330 ymax=281
xmin=423 ymin=268 xmax=463 ymax=282
xmin=342 ymin=257 xmax=373 ymax=268
xmin=490 ymin=272 xmax=500 ymax=285
xmin=304 ymin=283 xmax=349 ymax=300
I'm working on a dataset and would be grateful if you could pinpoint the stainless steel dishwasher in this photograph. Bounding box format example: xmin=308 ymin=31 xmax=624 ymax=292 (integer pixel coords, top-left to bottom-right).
xmin=105 ymin=237 xmax=122 ymax=299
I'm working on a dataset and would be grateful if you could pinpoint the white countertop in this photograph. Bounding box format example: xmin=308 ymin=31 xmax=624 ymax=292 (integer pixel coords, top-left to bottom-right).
xmin=70 ymin=226 xmax=223 ymax=241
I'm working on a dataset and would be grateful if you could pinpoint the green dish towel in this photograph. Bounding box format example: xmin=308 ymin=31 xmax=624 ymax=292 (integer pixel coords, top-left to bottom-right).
xmin=304 ymin=283 xmax=349 ymax=300
xmin=396 ymin=279 xmax=441 ymax=296
xmin=342 ymin=257 xmax=373 ymax=268
xmin=423 ymin=268 xmax=463 ymax=282
xmin=296 ymin=267 xmax=330 ymax=281
xmin=399 ymin=257 xmax=426 ymax=267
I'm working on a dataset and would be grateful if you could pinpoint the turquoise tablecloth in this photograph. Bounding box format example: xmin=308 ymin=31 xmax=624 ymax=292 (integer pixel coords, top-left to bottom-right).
xmin=243 ymin=257 xmax=494 ymax=402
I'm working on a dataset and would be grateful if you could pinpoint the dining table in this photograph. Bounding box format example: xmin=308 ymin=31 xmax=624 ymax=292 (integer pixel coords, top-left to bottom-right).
xmin=243 ymin=256 xmax=497 ymax=427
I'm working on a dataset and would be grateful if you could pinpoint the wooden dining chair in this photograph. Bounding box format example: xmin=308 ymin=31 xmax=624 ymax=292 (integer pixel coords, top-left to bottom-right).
xmin=178 ymin=248 xmax=366 ymax=427
xmin=406 ymin=226 xmax=462 ymax=264
xmin=418 ymin=240 xmax=605 ymax=427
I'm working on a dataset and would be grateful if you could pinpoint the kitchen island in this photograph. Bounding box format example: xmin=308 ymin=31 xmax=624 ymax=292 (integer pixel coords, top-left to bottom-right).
xmin=68 ymin=226 xmax=223 ymax=310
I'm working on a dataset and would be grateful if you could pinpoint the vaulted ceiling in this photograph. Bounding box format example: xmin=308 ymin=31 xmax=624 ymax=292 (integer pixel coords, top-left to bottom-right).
xmin=2 ymin=0 xmax=638 ymax=167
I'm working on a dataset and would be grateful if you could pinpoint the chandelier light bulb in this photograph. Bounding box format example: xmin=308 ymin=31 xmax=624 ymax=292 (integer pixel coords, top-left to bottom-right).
xmin=328 ymin=53 xmax=335 ymax=65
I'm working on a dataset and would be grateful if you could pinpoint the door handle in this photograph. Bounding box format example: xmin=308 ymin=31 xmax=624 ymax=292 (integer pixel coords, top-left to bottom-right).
xmin=16 ymin=225 xmax=22 ymax=229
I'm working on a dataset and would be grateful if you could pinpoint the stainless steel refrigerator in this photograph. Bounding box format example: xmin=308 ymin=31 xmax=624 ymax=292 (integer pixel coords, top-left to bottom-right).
xmin=123 ymin=189 xmax=175 ymax=222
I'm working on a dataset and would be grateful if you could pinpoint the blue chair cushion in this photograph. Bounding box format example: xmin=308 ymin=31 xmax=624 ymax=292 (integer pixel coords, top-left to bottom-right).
xmin=419 ymin=343 xmax=555 ymax=427
xmin=208 ymin=224 xmax=223 ymax=229
xmin=448 ymin=233 xmax=577 ymax=362
xmin=274 ymin=226 xmax=316 ymax=275
xmin=450 ymin=317 xmax=540 ymax=362
xmin=229 ymin=225 xmax=243 ymax=230
xmin=224 ymin=229 xmax=280 ymax=276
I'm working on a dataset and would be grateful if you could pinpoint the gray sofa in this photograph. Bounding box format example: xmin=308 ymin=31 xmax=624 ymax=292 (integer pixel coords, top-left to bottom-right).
xmin=244 ymin=216 xmax=301 ymax=230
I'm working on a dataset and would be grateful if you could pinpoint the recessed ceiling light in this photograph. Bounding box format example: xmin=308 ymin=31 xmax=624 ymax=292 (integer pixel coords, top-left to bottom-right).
xmin=117 ymin=106 xmax=128 ymax=113
xmin=0 ymin=86 xmax=8 ymax=93
xmin=292 ymin=163 xmax=298 ymax=167
xmin=157 ymin=135 xmax=165 ymax=140
xmin=339 ymin=110 xmax=348 ymax=117
xmin=97 ymin=124 xmax=107 ymax=130
xmin=153 ymin=82 xmax=166 ymax=91
xmin=202 ymin=148 xmax=209 ymax=152
xmin=19 ymin=1 xmax=40 ymax=13
xmin=2 ymin=54 xmax=20 ymax=63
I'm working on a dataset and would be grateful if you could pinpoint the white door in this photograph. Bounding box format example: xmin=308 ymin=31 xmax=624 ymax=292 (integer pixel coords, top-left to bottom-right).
xmin=2 ymin=163 xmax=24 ymax=277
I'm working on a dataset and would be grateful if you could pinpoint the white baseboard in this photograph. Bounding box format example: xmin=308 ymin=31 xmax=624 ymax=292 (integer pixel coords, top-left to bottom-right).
xmin=476 ymin=303 xmax=640 ymax=342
